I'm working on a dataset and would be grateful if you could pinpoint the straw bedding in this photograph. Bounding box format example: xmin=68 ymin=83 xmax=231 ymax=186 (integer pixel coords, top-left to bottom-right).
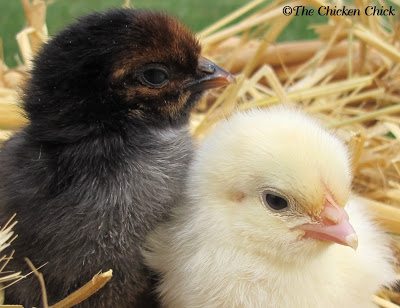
xmin=0 ymin=0 xmax=399 ymax=306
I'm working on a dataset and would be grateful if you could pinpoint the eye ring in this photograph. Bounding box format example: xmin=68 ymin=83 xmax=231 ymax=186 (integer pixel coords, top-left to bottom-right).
xmin=139 ymin=64 xmax=169 ymax=88
xmin=260 ymin=190 xmax=290 ymax=212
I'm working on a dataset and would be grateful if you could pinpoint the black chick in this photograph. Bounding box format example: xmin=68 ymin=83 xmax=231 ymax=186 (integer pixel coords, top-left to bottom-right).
xmin=0 ymin=9 xmax=233 ymax=308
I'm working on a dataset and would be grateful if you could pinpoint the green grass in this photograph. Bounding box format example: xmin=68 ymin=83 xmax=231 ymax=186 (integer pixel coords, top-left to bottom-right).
xmin=0 ymin=0 xmax=324 ymax=67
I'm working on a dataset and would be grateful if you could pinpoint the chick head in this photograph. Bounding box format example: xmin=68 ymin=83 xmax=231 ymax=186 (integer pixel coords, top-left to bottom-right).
xmin=25 ymin=9 xmax=233 ymax=129
xmin=190 ymin=107 xmax=356 ymax=263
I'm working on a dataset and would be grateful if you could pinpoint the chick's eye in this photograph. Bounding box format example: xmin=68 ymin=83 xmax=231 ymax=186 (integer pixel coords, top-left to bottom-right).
xmin=142 ymin=68 xmax=169 ymax=87
xmin=262 ymin=191 xmax=288 ymax=211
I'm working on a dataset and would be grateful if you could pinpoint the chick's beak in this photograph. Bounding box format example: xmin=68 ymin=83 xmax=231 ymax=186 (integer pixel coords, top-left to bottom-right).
xmin=186 ymin=57 xmax=235 ymax=92
xmin=297 ymin=195 xmax=358 ymax=250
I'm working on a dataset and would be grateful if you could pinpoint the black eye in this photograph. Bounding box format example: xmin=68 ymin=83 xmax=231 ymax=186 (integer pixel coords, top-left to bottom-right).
xmin=141 ymin=67 xmax=169 ymax=87
xmin=262 ymin=191 xmax=289 ymax=211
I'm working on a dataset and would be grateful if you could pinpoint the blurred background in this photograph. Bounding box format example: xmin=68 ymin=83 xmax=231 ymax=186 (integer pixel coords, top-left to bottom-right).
xmin=0 ymin=0 xmax=327 ymax=66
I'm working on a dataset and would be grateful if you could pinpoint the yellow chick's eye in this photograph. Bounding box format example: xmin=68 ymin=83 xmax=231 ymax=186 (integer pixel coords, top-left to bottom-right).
xmin=261 ymin=190 xmax=289 ymax=211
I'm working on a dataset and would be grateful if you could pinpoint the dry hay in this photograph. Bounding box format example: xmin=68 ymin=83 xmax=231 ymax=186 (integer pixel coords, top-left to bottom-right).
xmin=0 ymin=215 xmax=21 ymax=306
xmin=0 ymin=0 xmax=400 ymax=307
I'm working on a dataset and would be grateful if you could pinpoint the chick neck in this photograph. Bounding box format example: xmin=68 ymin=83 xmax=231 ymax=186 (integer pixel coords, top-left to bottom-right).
xmin=23 ymin=83 xmax=193 ymax=144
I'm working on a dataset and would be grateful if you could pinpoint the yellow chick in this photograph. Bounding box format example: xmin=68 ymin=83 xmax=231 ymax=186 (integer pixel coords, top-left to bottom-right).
xmin=144 ymin=107 xmax=396 ymax=308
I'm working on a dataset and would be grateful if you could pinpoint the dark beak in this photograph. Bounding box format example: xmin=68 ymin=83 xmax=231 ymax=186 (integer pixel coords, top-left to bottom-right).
xmin=186 ymin=57 xmax=235 ymax=92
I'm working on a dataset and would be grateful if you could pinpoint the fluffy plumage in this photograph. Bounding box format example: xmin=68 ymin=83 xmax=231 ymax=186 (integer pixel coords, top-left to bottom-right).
xmin=0 ymin=9 xmax=232 ymax=307
xmin=145 ymin=107 xmax=396 ymax=308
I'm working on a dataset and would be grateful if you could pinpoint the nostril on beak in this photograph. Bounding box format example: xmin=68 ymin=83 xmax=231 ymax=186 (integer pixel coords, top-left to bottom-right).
xmin=199 ymin=61 xmax=216 ymax=74
xmin=186 ymin=56 xmax=234 ymax=92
